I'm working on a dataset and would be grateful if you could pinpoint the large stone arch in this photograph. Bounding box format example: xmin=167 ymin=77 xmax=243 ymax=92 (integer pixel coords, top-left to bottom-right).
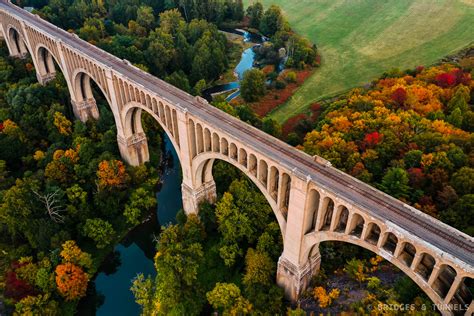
xmin=6 ymin=25 xmax=28 ymax=57
xmin=192 ymin=151 xmax=287 ymax=239
xmin=122 ymin=101 xmax=182 ymax=166
xmin=70 ymin=68 xmax=110 ymax=122
xmin=34 ymin=43 xmax=63 ymax=84
xmin=301 ymin=230 xmax=471 ymax=313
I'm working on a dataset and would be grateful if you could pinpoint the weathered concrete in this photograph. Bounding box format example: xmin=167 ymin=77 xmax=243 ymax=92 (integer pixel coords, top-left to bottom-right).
xmin=1 ymin=2 xmax=473 ymax=314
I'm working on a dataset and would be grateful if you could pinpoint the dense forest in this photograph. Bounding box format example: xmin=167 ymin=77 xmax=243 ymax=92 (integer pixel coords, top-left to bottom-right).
xmin=1 ymin=0 xmax=473 ymax=314
xmin=300 ymin=63 xmax=474 ymax=236
xmin=0 ymin=44 xmax=161 ymax=313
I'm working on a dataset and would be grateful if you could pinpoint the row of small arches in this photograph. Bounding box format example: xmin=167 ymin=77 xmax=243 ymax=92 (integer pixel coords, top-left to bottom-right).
xmin=189 ymin=118 xmax=292 ymax=217
xmin=305 ymin=189 xmax=473 ymax=309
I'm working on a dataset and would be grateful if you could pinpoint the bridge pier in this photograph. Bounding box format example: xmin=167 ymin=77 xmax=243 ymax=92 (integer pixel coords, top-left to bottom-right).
xmin=37 ymin=72 xmax=56 ymax=85
xmin=71 ymin=98 xmax=99 ymax=122
xmin=117 ymin=133 xmax=150 ymax=166
xmin=277 ymin=251 xmax=321 ymax=300
xmin=181 ymin=180 xmax=217 ymax=215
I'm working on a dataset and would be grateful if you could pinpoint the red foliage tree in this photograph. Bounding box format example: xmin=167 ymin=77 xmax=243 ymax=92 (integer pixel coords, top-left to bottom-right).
xmin=407 ymin=167 xmax=425 ymax=188
xmin=364 ymin=131 xmax=382 ymax=147
xmin=3 ymin=263 xmax=36 ymax=301
xmin=435 ymin=72 xmax=456 ymax=88
xmin=391 ymin=87 xmax=407 ymax=106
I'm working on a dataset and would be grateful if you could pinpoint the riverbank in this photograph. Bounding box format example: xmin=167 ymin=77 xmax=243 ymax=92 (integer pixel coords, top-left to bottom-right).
xmin=78 ymin=135 xmax=182 ymax=315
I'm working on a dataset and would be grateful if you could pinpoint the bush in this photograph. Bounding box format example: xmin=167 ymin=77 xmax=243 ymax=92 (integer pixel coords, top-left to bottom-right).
xmin=275 ymin=80 xmax=286 ymax=89
xmin=285 ymin=71 xmax=297 ymax=83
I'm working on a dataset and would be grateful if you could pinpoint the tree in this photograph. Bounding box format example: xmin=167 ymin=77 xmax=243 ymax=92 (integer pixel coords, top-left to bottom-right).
xmin=246 ymin=2 xmax=263 ymax=29
xmin=447 ymin=107 xmax=462 ymax=128
xmin=96 ymin=160 xmax=129 ymax=190
xmin=124 ymin=187 xmax=157 ymax=226
xmin=82 ymin=218 xmax=116 ymax=249
xmin=60 ymin=240 xmax=93 ymax=270
xmin=451 ymin=167 xmax=474 ymax=196
xmin=136 ymin=6 xmax=155 ymax=29
xmin=240 ymin=69 xmax=266 ymax=102
xmin=259 ymin=5 xmax=285 ymax=37
xmin=262 ymin=117 xmax=282 ymax=138
xmin=55 ymin=263 xmax=89 ymax=301
xmin=344 ymin=258 xmax=366 ymax=285
xmin=206 ymin=283 xmax=252 ymax=315
xmin=379 ymin=167 xmax=410 ymax=199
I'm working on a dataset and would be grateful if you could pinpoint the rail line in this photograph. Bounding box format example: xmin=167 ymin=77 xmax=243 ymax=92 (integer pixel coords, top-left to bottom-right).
xmin=2 ymin=1 xmax=473 ymax=261
xmin=196 ymin=102 xmax=474 ymax=254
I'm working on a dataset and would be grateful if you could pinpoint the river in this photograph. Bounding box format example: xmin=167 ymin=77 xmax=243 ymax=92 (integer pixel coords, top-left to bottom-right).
xmin=203 ymin=30 xmax=262 ymax=102
xmin=80 ymin=135 xmax=183 ymax=315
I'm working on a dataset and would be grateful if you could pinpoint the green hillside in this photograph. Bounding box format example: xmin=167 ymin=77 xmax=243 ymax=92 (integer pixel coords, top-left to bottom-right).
xmin=246 ymin=0 xmax=474 ymax=122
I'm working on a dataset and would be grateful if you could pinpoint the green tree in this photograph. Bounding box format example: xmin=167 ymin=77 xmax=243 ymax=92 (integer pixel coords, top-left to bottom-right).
xmin=206 ymin=282 xmax=252 ymax=315
xmin=240 ymin=69 xmax=266 ymax=102
xmin=447 ymin=107 xmax=462 ymax=127
xmin=451 ymin=167 xmax=474 ymax=196
xmin=262 ymin=117 xmax=282 ymax=138
xmin=379 ymin=167 xmax=410 ymax=199
xmin=259 ymin=5 xmax=285 ymax=37
xmin=82 ymin=218 xmax=115 ymax=249
xmin=124 ymin=188 xmax=157 ymax=226
xmin=246 ymin=2 xmax=263 ymax=29
xmin=136 ymin=6 xmax=155 ymax=29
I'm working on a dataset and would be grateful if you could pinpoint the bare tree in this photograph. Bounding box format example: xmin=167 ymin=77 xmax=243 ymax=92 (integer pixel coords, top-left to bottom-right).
xmin=33 ymin=189 xmax=65 ymax=223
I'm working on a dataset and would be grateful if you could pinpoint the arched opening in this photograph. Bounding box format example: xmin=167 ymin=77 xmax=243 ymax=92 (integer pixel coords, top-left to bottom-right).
xmin=212 ymin=133 xmax=220 ymax=153
xmin=334 ymin=205 xmax=349 ymax=233
xmin=364 ymin=222 xmax=381 ymax=245
xmin=449 ymin=277 xmax=473 ymax=311
xmin=248 ymin=154 xmax=257 ymax=177
xmin=204 ymin=128 xmax=211 ymax=152
xmin=189 ymin=119 xmax=197 ymax=158
xmin=304 ymin=189 xmax=320 ymax=234
xmin=36 ymin=46 xmax=58 ymax=83
xmin=196 ymin=123 xmax=204 ymax=154
xmin=432 ymin=265 xmax=457 ymax=299
xmin=8 ymin=27 xmax=28 ymax=57
xmin=397 ymin=242 xmax=416 ymax=267
xmin=220 ymin=138 xmax=229 ymax=156
xmin=306 ymin=240 xmax=443 ymax=314
xmin=319 ymin=197 xmax=334 ymax=231
xmin=238 ymin=148 xmax=248 ymax=168
xmin=279 ymin=173 xmax=291 ymax=217
xmin=382 ymin=232 xmax=398 ymax=254
xmin=347 ymin=213 xmax=364 ymax=238
xmin=229 ymin=143 xmax=237 ymax=160
xmin=414 ymin=253 xmax=435 ymax=281
xmin=193 ymin=155 xmax=288 ymax=238
xmin=258 ymin=159 xmax=268 ymax=188
xmin=269 ymin=166 xmax=279 ymax=201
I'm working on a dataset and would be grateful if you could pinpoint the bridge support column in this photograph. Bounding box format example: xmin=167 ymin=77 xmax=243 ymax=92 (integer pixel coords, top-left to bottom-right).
xmin=276 ymin=175 xmax=319 ymax=301
xmin=37 ymin=72 xmax=56 ymax=85
xmin=117 ymin=133 xmax=149 ymax=166
xmin=277 ymin=250 xmax=321 ymax=300
xmin=71 ymin=98 xmax=99 ymax=122
xmin=181 ymin=180 xmax=217 ymax=215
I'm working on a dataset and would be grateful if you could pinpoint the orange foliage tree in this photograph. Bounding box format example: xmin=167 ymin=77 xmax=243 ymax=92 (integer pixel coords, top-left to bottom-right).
xmin=55 ymin=263 xmax=89 ymax=301
xmin=96 ymin=160 xmax=129 ymax=189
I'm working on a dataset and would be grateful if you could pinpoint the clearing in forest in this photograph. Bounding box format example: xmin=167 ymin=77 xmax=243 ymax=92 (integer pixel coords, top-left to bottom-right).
xmin=246 ymin=0 xmax=474 ymax=123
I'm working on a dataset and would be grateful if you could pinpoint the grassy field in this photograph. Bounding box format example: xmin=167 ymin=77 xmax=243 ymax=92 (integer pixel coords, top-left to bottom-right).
xmin=245 ymin=0 xmax=474 ymax=123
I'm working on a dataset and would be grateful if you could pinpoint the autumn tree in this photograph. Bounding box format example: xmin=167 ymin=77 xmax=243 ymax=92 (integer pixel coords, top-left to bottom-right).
xmin=55 ymin=263 xmax=89 ymax=300
xmin=96 ymin=160 xmax=129 ymax=190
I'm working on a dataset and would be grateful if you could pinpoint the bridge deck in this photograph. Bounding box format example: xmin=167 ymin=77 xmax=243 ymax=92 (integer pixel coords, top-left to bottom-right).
xmin=1 ymin=1 xmax=472 ymax=267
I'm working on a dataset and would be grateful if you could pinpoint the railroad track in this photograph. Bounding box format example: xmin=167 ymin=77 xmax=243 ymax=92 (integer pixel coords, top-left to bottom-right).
xmin=4 ymin=1 xmax=473 ymax=257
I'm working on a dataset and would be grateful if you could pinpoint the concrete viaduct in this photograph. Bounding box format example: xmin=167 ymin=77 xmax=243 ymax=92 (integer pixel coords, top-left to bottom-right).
xmin=0 ymin=1 xmax=473 ymax=314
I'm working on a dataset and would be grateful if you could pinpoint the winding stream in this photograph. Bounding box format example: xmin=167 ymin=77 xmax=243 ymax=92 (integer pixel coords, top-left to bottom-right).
xmin=203 ymin=30 xmax=262 ymax=102
xmin=83 ymin=135 xmax=183 ymax=315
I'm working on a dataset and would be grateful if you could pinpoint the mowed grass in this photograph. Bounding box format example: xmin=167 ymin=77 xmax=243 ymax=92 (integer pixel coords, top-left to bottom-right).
xmin=245 ymin=0 xmax=474 ymax=123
